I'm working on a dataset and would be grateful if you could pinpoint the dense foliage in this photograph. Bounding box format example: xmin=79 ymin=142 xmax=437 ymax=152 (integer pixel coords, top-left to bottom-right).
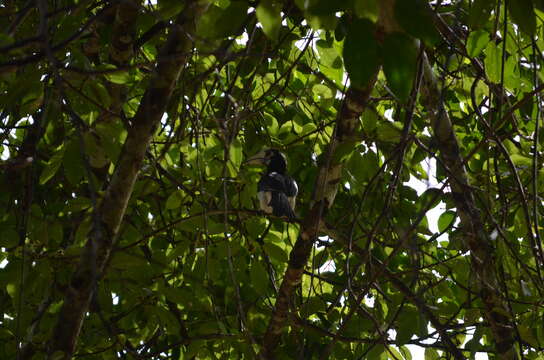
xmin=1 ymin=0 xmax=544 ymax=359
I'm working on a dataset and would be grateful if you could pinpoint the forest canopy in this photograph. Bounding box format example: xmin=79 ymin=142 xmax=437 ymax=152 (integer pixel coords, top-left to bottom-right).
xmin=1 ymin=0 xmax=544 ymax=359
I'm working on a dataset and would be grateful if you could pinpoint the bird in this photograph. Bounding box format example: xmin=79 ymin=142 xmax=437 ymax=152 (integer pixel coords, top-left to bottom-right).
xmin=246 ymin=149 xmax=298 ymax=220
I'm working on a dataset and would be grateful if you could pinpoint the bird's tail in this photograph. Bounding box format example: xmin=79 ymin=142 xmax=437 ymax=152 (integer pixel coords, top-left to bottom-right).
xmin=271 ymin=192 xmax=297 ymax=221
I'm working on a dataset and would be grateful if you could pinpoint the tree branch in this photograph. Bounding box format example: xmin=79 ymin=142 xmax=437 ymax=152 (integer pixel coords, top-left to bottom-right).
xmin=420 ymin=51 xmax=518 ymax=359
xmin=46 ymin=2 xmax=209 ymax=358
xmin=260 ymin=83 xmax=377 ymax=357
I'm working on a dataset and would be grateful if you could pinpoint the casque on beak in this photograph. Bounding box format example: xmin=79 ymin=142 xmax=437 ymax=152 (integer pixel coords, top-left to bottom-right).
xmin=244 ymin=150 xmax=269 ymax=166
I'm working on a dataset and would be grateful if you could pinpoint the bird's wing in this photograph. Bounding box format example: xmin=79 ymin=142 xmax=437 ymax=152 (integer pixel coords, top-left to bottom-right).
xmin=258 ymin=172 xmax=287 ymax=192
xmin=284 ymin=175 xmax=298 ymax=197
xmin=270 ymin=191 xmax=296 ymax=219
xmin=258 ymin=172 xmax=297 ymax=219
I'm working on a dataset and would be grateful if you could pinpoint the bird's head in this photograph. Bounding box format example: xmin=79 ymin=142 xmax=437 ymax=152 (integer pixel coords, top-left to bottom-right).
xmin=245 ymin=148 xmax=287 ymax=173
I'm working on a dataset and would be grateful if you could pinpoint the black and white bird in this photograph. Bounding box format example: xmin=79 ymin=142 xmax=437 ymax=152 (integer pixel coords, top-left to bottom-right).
xmin=246 ymin=149 xmax=298 ymax=220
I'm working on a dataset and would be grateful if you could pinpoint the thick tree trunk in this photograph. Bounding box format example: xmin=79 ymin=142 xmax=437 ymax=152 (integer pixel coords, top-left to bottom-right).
xmin=261 ymin=1 xmax=394 ymax=356
xmin=47 ymin=2 xmax=208 ymax=359
xmin=260 ymin=83 xmax=376 ymax=357
xmin=419 ymin=53 xmax=518 ymax=359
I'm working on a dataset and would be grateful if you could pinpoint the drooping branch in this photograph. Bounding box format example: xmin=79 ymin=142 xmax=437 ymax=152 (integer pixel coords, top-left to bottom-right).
xmin=46 ymin=2 xmax=209 ymax=359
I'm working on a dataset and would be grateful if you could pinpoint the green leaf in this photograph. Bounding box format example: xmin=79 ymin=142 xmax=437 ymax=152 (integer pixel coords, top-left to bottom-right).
xmin=306 ymin=0 xmax=353 ymax=15
xmin=347 ymin=150 xmax=379 ymax=185
xmin=519 ymin=325 xmax=539 ymax=347
xmin=263 ymin=242 xmax=288 ymax=263
xmin=504 ymin=55 xmax=521 ymax=91
xmin=400 ymin=345 xmax=413 ymax=360
xmin=304 ymin=13 xmax=338 ymax=31
xmin=246 ymin=217 xmax=268 ymax=235
xmin=84 ymin=81 xmax=111 ymax=109
xmin=256 ymin=0 xmax=282 ymax=41
xmin=158 ymin=0 xmax=185 ymax=20
xmin=66 ymin=197 xmax=92 ymax=212
xmin=418 ymin=188 xmax=443 ymax=212
xmin=438 ymin=210 xmax=456 ymax=233
xmin=367 ymin=344 xmax=386 ymax=359
xmin=250 ymin=261 xmax=269 ymax=295
xmin=83 ymin=132 xmax=109 ymax=168
xmin=165 ymin=190 xmax=184 ymax=209
xmin=376 ymin=121 xmax=403 ymax=142
xmin=113 ymin=251 xmax=149 ymax=271
xmin=39 ymin=146 xmax=65 ymax=185
xmin=387 ymin=346 xmax=404 ymax=360
xmin=162 ymin=286 xmax=187 ymax=304
xmin=382 ymin=33 xmax=418 ymax=101
xmin=343 ymin=19 xmax=380 ymax=88
xmin=424 ymin=348 xmax=440 ymax=360
xmin=63 ymin=138 xmax=86 ymax=185
xmin=153 ymin=306 xmax=180 ymax=334
xmin=354 ymin=0 xmax=379 ymax=21
xmin=484 ymin=41 xmax=501 ymax=83
xmin=316 ymin=39 xmax=341 ymax=68
xmin=300 ymin=296 xmax=325 ymax=317
xmin=510 ymin=153 xmax=532 ymax=167
xmin=468 ymin=0 xmax=496 ymax=29
xmin=218 ymin=1 xmax=248 ymax=36
xmin=301 ymin=122 xmax=317 ymax=136
xmin=197 ymin=2 xmax=247 ymax=40
xmin=229 ymin=137 xmax=243 ymax=170
xmin=362 ymin=108 xmax=378 ymax=133
xmin=0 ymin=228 xmax=19 ymax=248
xmin=263 ymin=113 xmax=279 ymax=135
xmin=312 ymin=84 xmax=333 ymax=99
xmin=95 ymin=121 xmax=125 ymax=163
xmin=507 ymin=0 xmax=536 ymax=36
xmin=396 ymin=305 xmax=418 ymax=344
xmin=466 ymin=30 xmax=490 ymax=57
xmin=394 ymin=0 xmax=441 ymax=46
xmin=104 ymin=70 xmax=131 ymax=85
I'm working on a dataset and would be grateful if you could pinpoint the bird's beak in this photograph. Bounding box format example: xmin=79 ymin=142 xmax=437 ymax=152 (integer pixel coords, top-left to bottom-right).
xmin=244 ymin=150 xmax=267 ymax=165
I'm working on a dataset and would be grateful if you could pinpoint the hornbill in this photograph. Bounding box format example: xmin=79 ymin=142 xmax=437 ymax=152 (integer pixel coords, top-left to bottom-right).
xmin=246 ymin=149 xmax=298 ymax=220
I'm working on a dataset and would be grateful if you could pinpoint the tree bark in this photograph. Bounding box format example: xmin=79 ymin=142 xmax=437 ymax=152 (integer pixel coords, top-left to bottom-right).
xmin=260 ymin=1 xmax=398 ymax=356
xmin=419 ymin=53 xmax=518 ymax=359
xmin=47 ymin=2 xmax=208 ymax=358
xmin=260 ymin=83 xmax=376 ymax=358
